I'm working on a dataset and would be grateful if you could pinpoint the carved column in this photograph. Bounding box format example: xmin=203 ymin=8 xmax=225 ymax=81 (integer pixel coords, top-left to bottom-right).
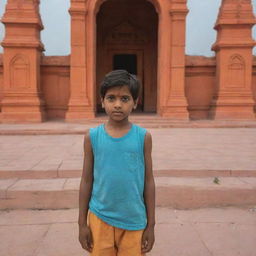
xmin=66 ymin=0 xmax=94 ymax=121
xmin=1 ymin=0 xmax=46 ymax=122
xmin=210 ymin=0 xmax=256 ymax=119
xmin=159 ymin=0 xmax=189 ymax=119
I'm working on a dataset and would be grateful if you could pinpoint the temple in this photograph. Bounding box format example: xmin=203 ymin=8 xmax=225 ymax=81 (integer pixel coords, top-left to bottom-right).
xmin=0 ymin=0 xmax=255 ymax=122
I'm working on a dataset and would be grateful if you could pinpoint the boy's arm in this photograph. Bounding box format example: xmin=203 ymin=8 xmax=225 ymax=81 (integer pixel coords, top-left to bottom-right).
xmin=78 ymin=130 xmax=94 ymax=252
xmin=142 ymin=131 xmax=155 ymax=253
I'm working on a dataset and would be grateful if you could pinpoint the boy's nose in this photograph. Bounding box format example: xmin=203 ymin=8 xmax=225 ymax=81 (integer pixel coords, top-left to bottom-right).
xmin=114 ymin=100 xmax=121 ymax=108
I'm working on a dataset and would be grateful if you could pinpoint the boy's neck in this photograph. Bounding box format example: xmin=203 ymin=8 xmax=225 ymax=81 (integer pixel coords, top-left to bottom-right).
xmin=105 ymin=118 xmax=132 ymax=138
xmin=106 ymin=118 xmax=131 ymax=130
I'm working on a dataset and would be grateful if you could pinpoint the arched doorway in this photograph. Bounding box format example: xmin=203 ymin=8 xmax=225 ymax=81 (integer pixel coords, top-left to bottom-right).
xmin=96 ymin=0 xmax=158 ymax=113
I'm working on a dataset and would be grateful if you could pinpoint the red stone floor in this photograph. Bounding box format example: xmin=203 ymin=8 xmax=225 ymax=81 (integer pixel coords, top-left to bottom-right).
xmin=0 ymin=120 xmax=256 ymax=255
xmin=0 ymin=207 xmax=256 ymax=256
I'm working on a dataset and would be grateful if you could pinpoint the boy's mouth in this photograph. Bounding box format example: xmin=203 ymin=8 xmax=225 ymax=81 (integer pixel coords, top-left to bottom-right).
xmin=112 ymin=111 xmax=123 ymax=115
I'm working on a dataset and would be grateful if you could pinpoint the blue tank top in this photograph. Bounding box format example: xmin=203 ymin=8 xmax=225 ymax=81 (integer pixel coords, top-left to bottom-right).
xmin=89 ymin=123 xmax=147 ymax=230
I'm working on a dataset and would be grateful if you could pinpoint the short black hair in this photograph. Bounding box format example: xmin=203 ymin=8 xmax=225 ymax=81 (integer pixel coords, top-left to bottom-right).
xmin=100 ymin=70 xmax=140 ymax=101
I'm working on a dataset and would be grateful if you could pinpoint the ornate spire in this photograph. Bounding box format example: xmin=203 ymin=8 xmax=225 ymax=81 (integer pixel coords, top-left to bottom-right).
xmin=1 ymin=0 xmax=43 ymax=28
xmin=212 ymin=0 xmax=255 ymax=51
xmin=215 ymin=0 xmax=255 ymax=27
xmin=1 ymin=0 xmax=44 ymax=50
xmin=210 ymin=0 xmax=256 ymax=120
xmin=0 ymin=0 xmax=46 ymax=122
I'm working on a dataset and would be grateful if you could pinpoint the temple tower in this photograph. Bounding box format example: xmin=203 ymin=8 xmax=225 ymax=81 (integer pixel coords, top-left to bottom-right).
xmin=211 ymin=0 xmax=256 ymax=119
xmin=1 ymin=0 xmax=46 ymax=122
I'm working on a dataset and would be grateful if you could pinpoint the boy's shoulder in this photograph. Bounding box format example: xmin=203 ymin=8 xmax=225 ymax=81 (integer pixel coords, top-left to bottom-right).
xmin=132 ymin=124 xmax=152 ymax=145
xmin=89 ymin=123 xmax=103 ymax=132
xmin=87 ymin=124 xmax=103 ymax=138
xmin=132 ymin=123 xmax=148 ymax=134
xmin=84 ymin=124 xmax=103 ymax=140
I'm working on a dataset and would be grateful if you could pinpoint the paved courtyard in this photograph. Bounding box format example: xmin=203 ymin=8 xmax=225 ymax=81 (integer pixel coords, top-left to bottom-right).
xmin=1 ymin=128 xmax=256 ymax=172
xmin=0 ymin=207 xmax=256 ymax=256
xmin=1 ymin=124 xmax=256 ymax=255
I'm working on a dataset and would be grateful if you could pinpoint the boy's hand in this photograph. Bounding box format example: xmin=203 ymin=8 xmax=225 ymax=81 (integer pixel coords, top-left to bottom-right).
xmin=141 ymin=226 xmax=155 ymax=253
xmin=79 ymin=225 xmax=93 ymax=252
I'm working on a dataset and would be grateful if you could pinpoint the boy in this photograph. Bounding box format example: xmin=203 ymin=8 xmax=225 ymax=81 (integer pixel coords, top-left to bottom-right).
xmin=78 ymin=70 xmax=155 ymax=256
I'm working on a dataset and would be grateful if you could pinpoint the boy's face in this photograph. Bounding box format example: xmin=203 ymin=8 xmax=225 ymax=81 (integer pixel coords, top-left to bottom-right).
xmin=101 ymin=85 xmax=138 ymax=122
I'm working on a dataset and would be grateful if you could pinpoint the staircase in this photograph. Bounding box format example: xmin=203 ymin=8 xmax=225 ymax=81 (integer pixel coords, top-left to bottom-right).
xmin=1 ymin=116 xmax=256 ymax=210
xmin=1 ymin=171 xmax=256 ymax=210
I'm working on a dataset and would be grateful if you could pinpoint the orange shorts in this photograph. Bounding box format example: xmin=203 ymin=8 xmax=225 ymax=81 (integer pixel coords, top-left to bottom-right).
xmin=88 ymin=211 xmax=146 ymax=256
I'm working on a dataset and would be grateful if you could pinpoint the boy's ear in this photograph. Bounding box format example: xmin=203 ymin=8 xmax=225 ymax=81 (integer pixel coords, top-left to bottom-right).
xmin=133 ymin=99 xmax=138 ymax=109
xmin=101 ymin=97 xmax=105 ymax=108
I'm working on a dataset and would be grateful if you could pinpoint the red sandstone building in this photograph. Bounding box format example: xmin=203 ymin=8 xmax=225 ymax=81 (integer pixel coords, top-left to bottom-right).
xmin=0 ymin=0 xmax=255 ymax=123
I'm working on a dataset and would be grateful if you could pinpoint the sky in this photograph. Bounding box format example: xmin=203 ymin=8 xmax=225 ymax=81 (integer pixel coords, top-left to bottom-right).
xmin=0 ymin=0 xmax=255 ymax=56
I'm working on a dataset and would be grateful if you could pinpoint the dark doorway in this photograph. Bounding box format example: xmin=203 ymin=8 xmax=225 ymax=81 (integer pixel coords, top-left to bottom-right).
xmin=113 ymin=54 xmax=143 ymax=111
xmin=113 ymin=54 xmax=137 ymax=75
xmin=96 ymin=0 xmax=158 ymax=113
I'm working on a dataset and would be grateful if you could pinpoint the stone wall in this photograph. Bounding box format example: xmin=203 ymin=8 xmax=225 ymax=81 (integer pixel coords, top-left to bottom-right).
xmin=185 ymin=56 xmax=216 ymax=120
xmin=41 ymin=56 xmax=70 ymax=120
xmin=1 ymin=55 xmax=255 ymax=120
xmin=40 ymin=55 xmax=218 ymax=120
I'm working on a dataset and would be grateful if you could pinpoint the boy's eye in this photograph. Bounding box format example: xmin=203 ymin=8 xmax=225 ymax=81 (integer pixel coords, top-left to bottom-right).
xmin=106 ymin=95 xmax=115 ymax=101
xmin=121 ymin=96 xmax=130 ymax=102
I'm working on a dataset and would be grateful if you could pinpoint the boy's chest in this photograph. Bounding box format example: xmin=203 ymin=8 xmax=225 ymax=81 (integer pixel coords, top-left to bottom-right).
xmin=95 ymin=138 xmax=143 ymax=175
xmin=97 ymin=138 xmax=139 ymax=155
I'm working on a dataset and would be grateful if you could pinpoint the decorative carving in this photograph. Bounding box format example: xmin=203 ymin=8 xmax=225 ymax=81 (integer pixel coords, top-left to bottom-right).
xmin=227 ymin=54 xmax=245 ymax=88
xmin=10 ymin=55 xmax=30 ymax=89
xmin=105 ymin=21 xmax=147 ymax=45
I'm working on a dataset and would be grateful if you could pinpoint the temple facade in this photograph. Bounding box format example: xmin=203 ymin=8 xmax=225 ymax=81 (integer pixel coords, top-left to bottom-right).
xmin=0 ymin=0 xmax=255 ymax=122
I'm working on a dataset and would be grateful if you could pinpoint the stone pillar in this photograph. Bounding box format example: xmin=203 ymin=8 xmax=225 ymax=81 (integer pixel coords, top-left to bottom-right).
xmin=157 ymin=3 xmax=171 ymax=116
xmin=66 ymin=0 xmax=94 ymax=121
xmin=1 ymin=0 xmax=46 ymax=122
xmin=159 ymin=0 xmax=189 ymax=119
xmin=210 ymin=0 xmax=256 ymax=120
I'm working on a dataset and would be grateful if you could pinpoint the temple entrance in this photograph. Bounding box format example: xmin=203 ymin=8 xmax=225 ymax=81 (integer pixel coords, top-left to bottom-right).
xmin=96 ymin=0 xmax=158 ymax=113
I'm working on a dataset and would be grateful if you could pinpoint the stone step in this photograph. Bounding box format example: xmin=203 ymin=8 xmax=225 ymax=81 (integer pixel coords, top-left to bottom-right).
xmin=1 ymin=169 xmax=256 ymax=179
xmin=1 ymin=177 xmax=256 ymax=210
xmin=1 ymin=119 xmax=256 ymax=135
